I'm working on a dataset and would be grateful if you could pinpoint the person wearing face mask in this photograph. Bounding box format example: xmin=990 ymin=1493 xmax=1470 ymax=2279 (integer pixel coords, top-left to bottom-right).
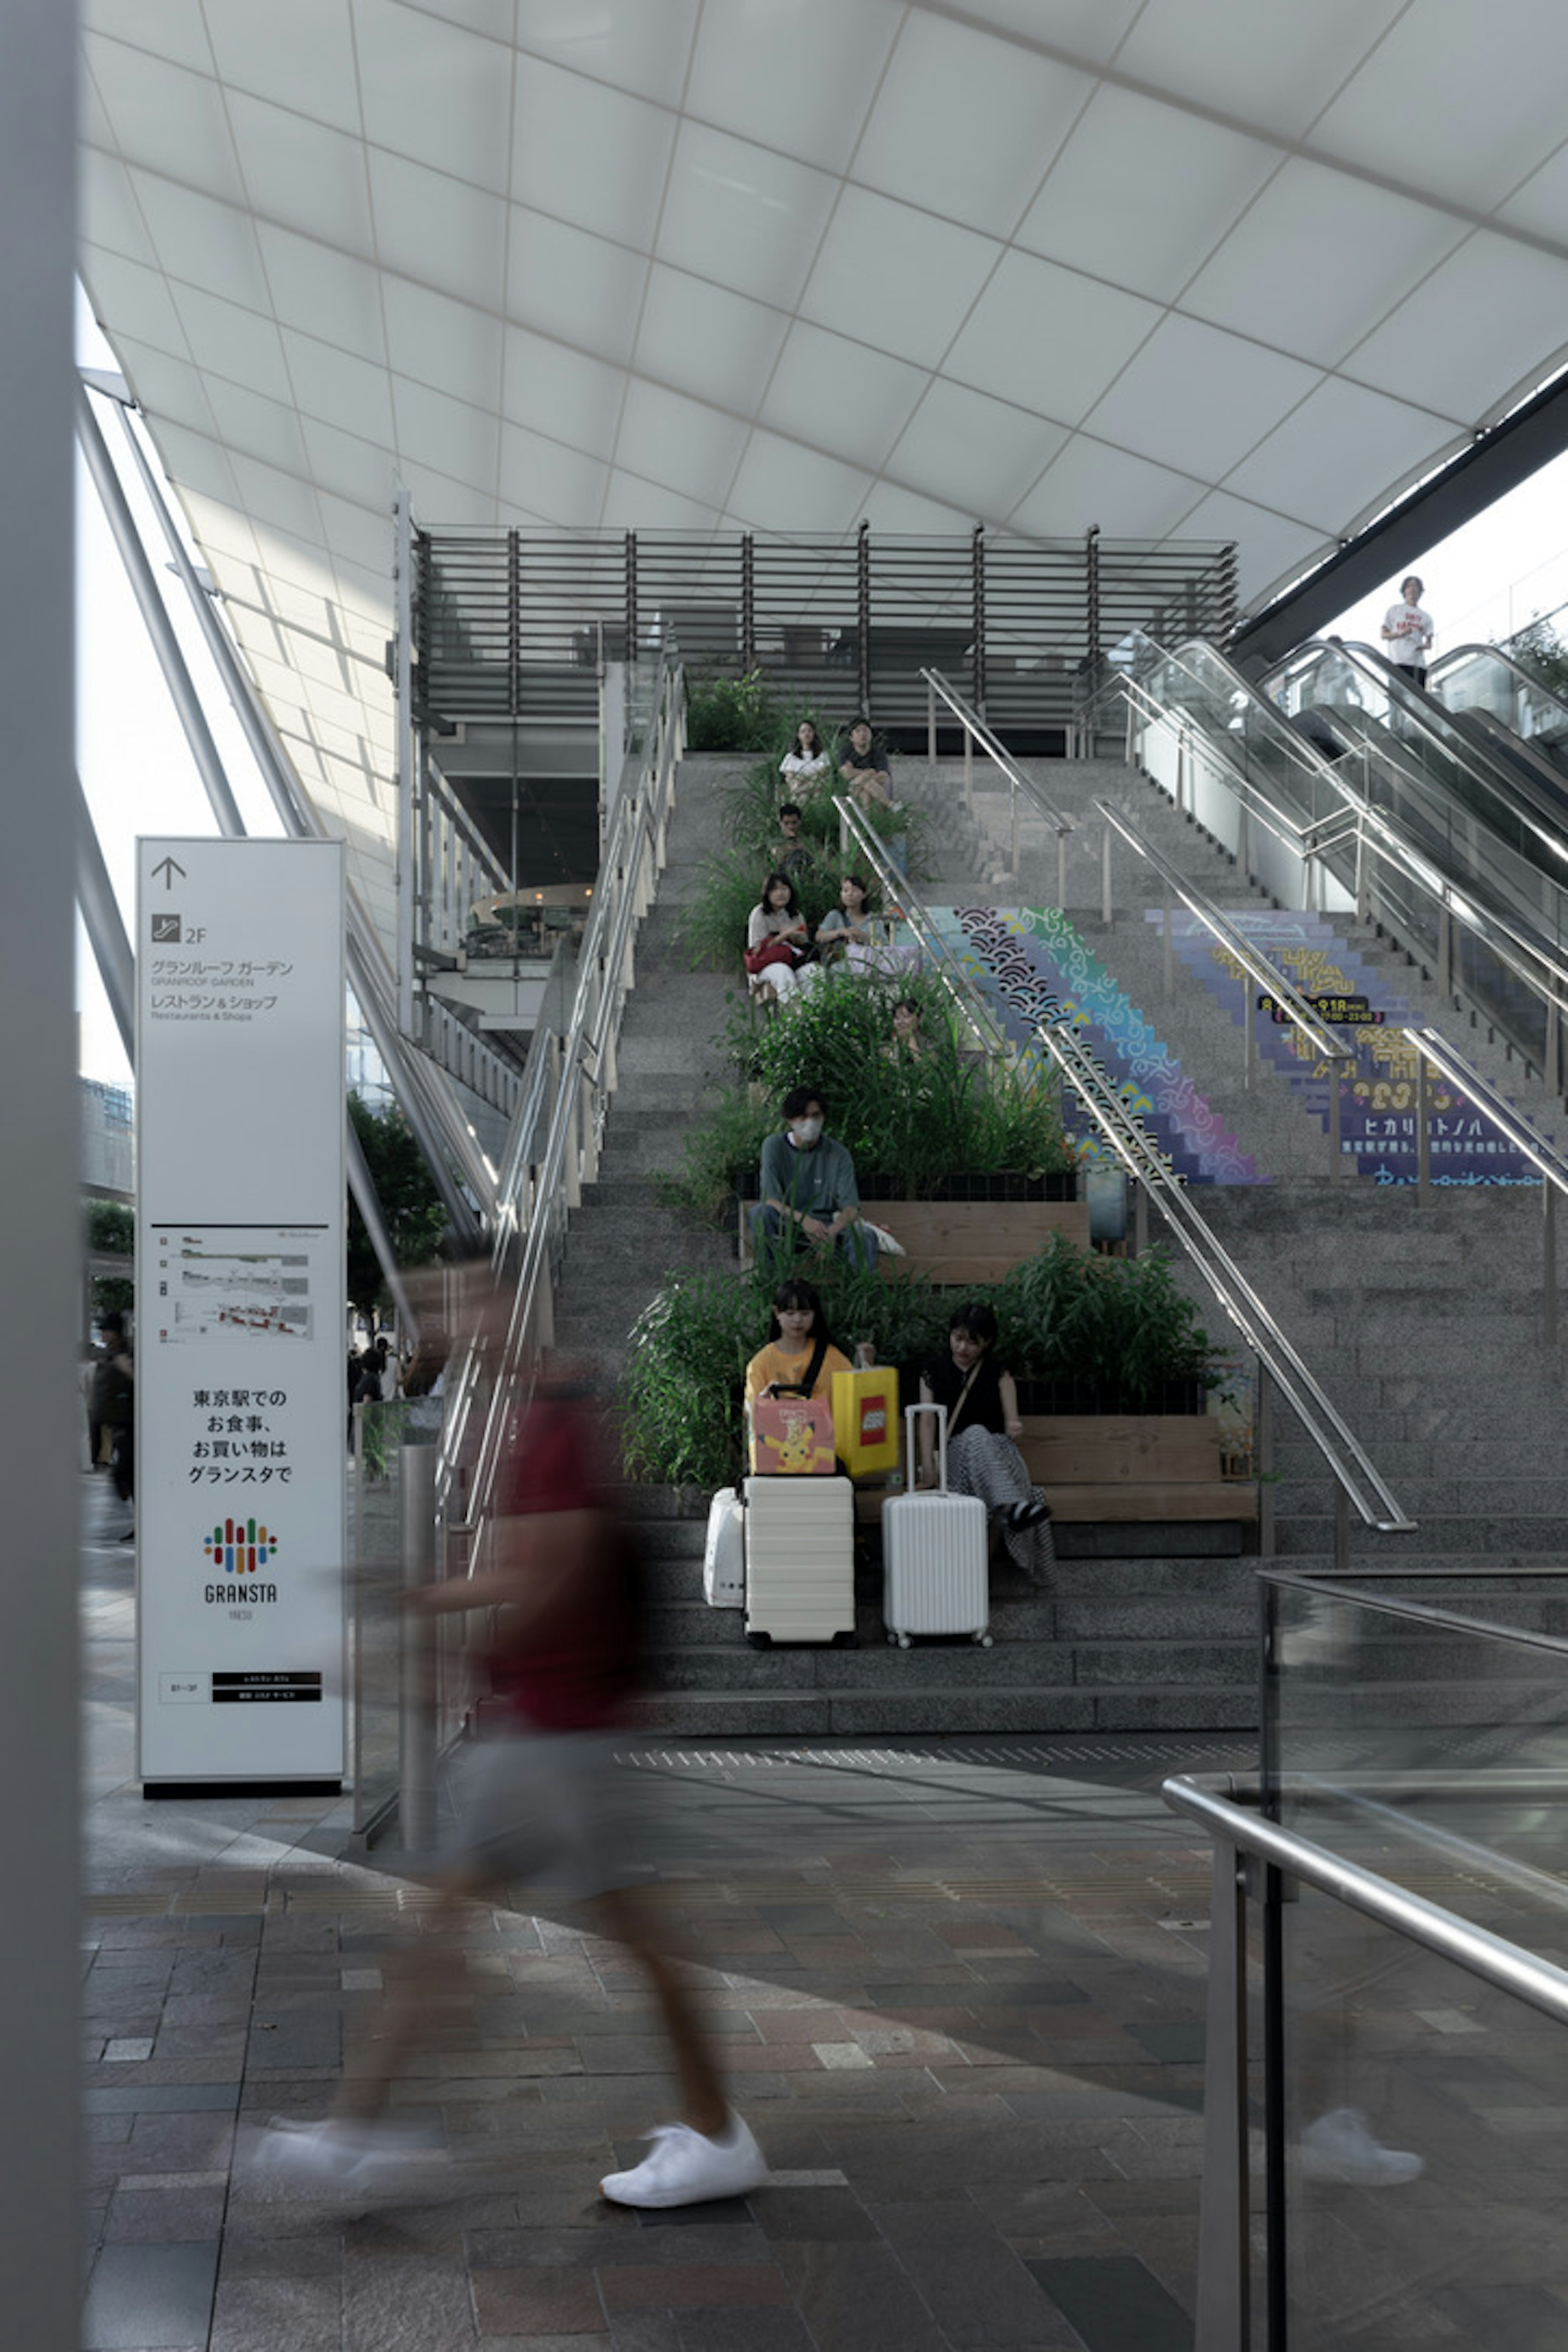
xmin=748 ymin=1086 xmax=878 ymax=1270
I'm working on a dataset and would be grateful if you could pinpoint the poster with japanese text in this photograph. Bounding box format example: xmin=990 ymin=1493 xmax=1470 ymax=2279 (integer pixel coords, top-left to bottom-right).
xmin=136 ymin=840 xmax=346 ymax=1783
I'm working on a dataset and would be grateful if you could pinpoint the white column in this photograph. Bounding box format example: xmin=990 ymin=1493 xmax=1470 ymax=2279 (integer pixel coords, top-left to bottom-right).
xmin=0 ymin=0 xmax=80 ymax=2341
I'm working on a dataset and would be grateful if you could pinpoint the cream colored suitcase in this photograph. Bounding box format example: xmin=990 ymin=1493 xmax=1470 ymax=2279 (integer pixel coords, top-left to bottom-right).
xmin=743 ymin=1476 xmax=855 ymax=1644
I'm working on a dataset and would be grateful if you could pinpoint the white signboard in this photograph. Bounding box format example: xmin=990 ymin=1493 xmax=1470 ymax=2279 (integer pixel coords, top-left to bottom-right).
xmin=136 ymin=840 xmax=346 ymax=1784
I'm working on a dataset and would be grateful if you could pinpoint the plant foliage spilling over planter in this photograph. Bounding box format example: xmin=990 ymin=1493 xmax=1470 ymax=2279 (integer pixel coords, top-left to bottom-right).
xmin=622 ymin=1234 xmax=1215 ymax=1492
xmin=660 ymin=968 xmax=1074 ymax=1223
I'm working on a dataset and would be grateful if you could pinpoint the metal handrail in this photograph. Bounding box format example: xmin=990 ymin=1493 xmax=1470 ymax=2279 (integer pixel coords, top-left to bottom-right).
xmin=1094 ymin=796 xmax=1354 ymax=1178
xmin=1165 ymin=1771 xmax=1568 ymax=2026
xmin=1403 ymin=1026 xmax=1568 ymax=1197
xmin=1034 ymin=1018 xmax=1415 ymax=1551
xmin=1430 ymin=639 xmax=1568 ymax=743
xmin=831 ymin=794 xmax=1011 ymax=1059
xmin=1165 ymin=1766 xmax=1568 ymax=2351
xmin=922 ymin=666 xmax=1072 ymax=902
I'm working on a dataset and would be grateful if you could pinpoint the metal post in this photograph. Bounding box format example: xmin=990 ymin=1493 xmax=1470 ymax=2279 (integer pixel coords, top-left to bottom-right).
xmin=1244 ymin=987 xmax=1256 ymax=1093
xmin=963 ymin=727 xmax=974 ymax=813
xmin=1194 ymin=1838 xmax=1251 ymax=2352
xmin=394 ymin=491 xmax=417 ymax=1037
xmin=1354 ymin=824 xmax=1369 ymax=926
xmin=1124 ymin=691 xmax=1135 ymax=769
xmin=1417 ymin=1047 xmax=1432 ymax=1203
xmin=1546 ymin=997 xmax=1561 ymax=1099
xmin=1257 ymin=1362 xmax=1275 ymax=1560
xmin=75 ymin=384 xmax=245 ymax=837
xmin=1101 ymin=823 xmax=1113 ymax=928
xmin=740 ymin=532 xmax=755 ymax=672
xmin=1174 ymin=720 xmax=1185 ymax=816
xmin=927 ymin=677 xmax=937 ymax=768
xmin=1437 ymin=906 xmax=1452 ymax=1000
xmin=398 ymin=1440 xmax=438 ymax=1855
xmin=3 ymin=2 xmax=80 ymax=2333
xmin=856 ymin=519 xmax=871 ymax=717
xmin=1164 ymin=885 xmax=1174 ymax=998
xmin=1328 ymin=1052 xmax=1343 ymax=1184
xmin=76 ymin=774 xmax=135 ymax=1060
xmin=1010 ymin=776 xmax=1020 ymax=877
xmin=1334 ymin=1482 xmax=1351 ymax=1577
xmin=971 ymin=523 xmax=987 ymax=715
xmin=1133 ymin=1179 xmax=1149 ymax=1258
xmin=1056 ymin=827 xmax=1068 ymax=913
xmin=1544 ymin=1180 xmax=1559 ymax=1351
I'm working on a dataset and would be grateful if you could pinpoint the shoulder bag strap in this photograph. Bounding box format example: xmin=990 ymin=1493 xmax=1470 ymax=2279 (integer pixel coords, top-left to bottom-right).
xmin=944 ymin=1360 xmax=984 ymax=1444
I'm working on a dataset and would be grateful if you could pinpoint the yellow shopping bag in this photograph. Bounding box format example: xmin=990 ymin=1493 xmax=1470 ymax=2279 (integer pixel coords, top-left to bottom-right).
xmin=830 ymin=1366 xmax=900 ymax=1477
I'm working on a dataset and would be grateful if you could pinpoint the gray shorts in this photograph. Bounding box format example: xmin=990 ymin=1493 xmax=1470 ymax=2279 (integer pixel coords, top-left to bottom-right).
xmin=441 ymin=1722 xmax=656 ymax=1903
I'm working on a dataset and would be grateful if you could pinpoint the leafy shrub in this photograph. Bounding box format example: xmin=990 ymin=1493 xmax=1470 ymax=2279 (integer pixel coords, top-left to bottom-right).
xmin=621 ymin=1236 xmax=1214 ymax=1488
xmin=684 ymin=669 xmax=780 ymax=751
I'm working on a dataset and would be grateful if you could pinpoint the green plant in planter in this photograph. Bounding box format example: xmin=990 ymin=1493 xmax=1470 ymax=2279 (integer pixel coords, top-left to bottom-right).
xmin=685 ymin=668 xmax=780 ymax=752
xmin=654 ymin=1080 xmax=774 ymax=1225
xmin=620 ymin=1236 xmax=1216 ymax=1490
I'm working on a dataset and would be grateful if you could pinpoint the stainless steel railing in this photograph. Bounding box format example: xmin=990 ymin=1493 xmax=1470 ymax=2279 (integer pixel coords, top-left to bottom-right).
xmin=921 ymin=666 xmax=1073 ymax=904
xmin=831 ymin=793 xmax=1011 ymax=1060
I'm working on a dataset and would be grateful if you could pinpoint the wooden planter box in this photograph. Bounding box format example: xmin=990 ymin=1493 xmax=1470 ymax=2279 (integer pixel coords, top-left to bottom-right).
xmin=740 ymin=1194 xmax=1089 ymax=1282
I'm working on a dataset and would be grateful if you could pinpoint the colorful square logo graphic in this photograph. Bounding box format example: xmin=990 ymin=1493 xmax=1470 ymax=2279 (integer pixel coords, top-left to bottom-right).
xmin=203 ymin=1517 xmax=278 ymax=1574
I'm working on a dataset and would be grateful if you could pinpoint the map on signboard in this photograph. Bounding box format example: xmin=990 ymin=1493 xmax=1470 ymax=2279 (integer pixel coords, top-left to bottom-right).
xmin=151 ymin=1229 xmax=316 ymax=1343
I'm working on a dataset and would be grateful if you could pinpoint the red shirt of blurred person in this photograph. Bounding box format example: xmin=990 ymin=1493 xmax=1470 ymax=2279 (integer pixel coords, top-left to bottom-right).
xmin=490 ymin=1385 xmax=642 ymax=1731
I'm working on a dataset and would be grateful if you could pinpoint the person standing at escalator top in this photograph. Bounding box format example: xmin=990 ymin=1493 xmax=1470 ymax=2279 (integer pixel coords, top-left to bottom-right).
xmin=1381 ymin=575 xmax=1434 ymax=689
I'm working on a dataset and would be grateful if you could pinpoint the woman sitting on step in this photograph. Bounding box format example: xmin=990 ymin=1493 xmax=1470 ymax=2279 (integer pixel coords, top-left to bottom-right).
xmin=744 ymin=871 xmax=815 ymax=1004
xmin=916 ymin=1302 xmax=1054 ymax=1588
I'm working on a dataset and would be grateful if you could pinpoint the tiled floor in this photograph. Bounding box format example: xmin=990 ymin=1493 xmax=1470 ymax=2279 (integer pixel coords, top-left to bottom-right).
xmin=82 ymin=1481 xmax=1247 ymax=2351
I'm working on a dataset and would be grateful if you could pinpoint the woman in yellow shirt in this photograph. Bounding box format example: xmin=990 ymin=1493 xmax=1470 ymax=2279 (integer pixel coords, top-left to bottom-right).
xmin=744 ymin=1278 xmax=852 ymax=1406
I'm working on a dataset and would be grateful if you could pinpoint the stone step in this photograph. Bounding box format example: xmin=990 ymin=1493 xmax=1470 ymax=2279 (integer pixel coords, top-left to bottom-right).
xmin=642 ymin=1595 xmax=1252 ymax=1646
xmin=637 ymin=1688 xmax=1260 ymax=1735
xmin=1273 ymin=1514 xmax=1568 ymax=1554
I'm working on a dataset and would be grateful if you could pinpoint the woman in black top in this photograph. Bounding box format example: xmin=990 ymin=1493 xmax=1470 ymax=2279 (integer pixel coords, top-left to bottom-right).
xmin=917 ymin=1302 xmax=1053 ymax=1586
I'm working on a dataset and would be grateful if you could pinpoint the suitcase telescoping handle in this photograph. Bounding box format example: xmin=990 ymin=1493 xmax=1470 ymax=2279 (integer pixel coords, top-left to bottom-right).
xmin=904 ymin=1400 xmax=949 ymax=1495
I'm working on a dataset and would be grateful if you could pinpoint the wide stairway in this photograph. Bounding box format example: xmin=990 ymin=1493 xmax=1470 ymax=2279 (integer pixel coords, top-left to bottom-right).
xmin=549 ymin=745 xmax=1568 ymax=1736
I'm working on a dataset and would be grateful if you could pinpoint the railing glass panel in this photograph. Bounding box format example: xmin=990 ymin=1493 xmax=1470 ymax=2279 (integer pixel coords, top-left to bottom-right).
xmin=1432 ymin=643 xmax=1568 ymax=779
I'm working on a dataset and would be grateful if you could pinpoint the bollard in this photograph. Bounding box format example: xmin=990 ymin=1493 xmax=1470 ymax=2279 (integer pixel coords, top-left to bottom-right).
xmin=399 ymin=1439 xmax=439 ymax=1857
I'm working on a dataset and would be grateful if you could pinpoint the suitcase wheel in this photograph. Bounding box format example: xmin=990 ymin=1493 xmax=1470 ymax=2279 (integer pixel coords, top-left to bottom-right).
xmin=746 ymin=1630 xmax=772 ymax=1649
xmin=972 ymin=1631 xmax=993 ymax=1647
xmin=889 ymin=1631 xmax=911 ymax=1649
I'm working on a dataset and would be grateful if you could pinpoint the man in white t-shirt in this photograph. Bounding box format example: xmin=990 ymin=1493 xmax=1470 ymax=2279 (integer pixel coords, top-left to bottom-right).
xmin=1381 ymin=575 xmax=1434 ymax=688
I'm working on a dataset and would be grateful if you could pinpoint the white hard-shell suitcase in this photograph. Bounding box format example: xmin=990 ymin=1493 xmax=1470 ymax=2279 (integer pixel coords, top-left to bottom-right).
xmin=703 ymin=1487 xmax=746 ymax=1607
xmin=882 ymin=1402 xmax=991 ymax=1647
xmin=744 ymin=1476 xmax=855 ymax=1644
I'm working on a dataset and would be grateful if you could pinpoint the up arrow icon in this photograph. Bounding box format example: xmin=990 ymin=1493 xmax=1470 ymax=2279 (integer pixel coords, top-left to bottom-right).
xmin=151 ymin=856 xmax=187 ymax=890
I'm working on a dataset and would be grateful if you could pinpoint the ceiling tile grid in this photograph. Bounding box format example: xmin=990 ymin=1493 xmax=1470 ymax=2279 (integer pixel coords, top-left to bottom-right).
xmin=76 ymin=0 xmax=1568 ymax=956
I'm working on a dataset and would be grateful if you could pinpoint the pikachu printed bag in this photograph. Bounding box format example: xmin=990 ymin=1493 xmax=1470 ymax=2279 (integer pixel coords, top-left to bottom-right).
xmin=749 ymin=1393 xmax=836 ymax=1476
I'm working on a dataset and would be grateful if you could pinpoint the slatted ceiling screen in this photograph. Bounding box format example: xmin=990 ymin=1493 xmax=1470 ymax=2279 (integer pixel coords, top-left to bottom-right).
xmin=414 ymin=528 xmax=1237 ymax=743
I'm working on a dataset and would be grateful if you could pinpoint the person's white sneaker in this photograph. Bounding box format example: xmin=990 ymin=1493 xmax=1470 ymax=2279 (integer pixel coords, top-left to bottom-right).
xmin=1299 ymin=2107 xmax=1423 ymax=2187
xmin=600 ymin=2113 xmax=768 ymax=2209
xmin=252 ymin=2116 xmax=445 ymax=2192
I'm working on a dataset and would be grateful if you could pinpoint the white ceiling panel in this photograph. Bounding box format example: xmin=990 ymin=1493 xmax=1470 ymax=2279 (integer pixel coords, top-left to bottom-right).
xmin=280 ymin=329 xmax=396 ymax=443
xmin=400 ymin=0 xmax=515 ymax=40
xmin=1224 ymin=377 xmax=1460 ymax=530
xmin=858 ymin=481 xmax=975 ymax=537
xmin=1084 ymin=314 xmax=1320 ymax=483
xmin=597 ymin=471 xmax=723 ymax=533
xmin=365 ymin=151 xmax=508 ymax=310
xmin=154 ymin=420 xmax=244 ymax=508
xmin=300 ymin=416 xmax=397 ymax=510
xmin=111 ymin=336 xmax=219 ymax=437
xmin=80 ymin=149 xmax=158 ymax=265
xmin=1018 ymin=86 xmax=1280 ymax=304
xmin=202 ymin=377 xmax=311 ymax=476
xmin=1176 ymin=490 xmax=1330 ymax=604
xmin=799 ymin=186 xmax=999 ymax=372
xmin=124 ymin=173 xmax=270 ymax=309
xmin=762 ymin=325 xmax=926 ymax=472
xmin=1310 ymin=0 xmax=1568 ymax=214
xmin=382 ymin=279 xmax=503 ymax=406
xmin=505 ymin=212 xmax=648 ymax=366
xmin=83 ymin=0 xmax=213 ymax=73
xmin=1115 ymin=0 xmax=1407 ymax=138
xmin=201 ymin=0 xmax=361 ymax=136
xmin=254 ymin=225 xmax=387 ymax=360
xmin=496 ymin=425 xmax=609 ymax=522
xmin=177 ymin=489 xmax=260 ymax=566
xmin=353 ymin=0 xmax=514 ymax=188
xmin=81 ymin=245 xmax=192 ymax=356
xmin=633 ymin=267 xmax=788 ymax=411
xmin=82 ymin=36 xmax=246 ymax=203
xmin=853 ymin=13 xmax=1093 ymax=236
xmin=500 ymin=326 xmax=628 ymax=452
xmin=1183 ymin=160 xmax=1467 ymax=370
xmin=511 ymin=53 xmax=677 ymax=248
xmin=170 ymin=284 xmax=294 ymax=401
xmin=1497 ymin=140 xmax=1568 ymax=246
xmin=390 ymin=378 xmax=500 ymax=490
xmin=726 ymin=433 xmax=872 ymax=532
xmin=614 ymin=380 xmax=749 ymax=508
xmin=225 ymin=94 xmax=378 ymax=257
xmin=1011 ymin=436 xmax=1206 ymax=541
xmin=228 ymin=454 xmax=326 ymax=545
xmin=317 ymin=489 xmax=396 ymax=573
xmin=952 ymin=0 xmax=1146 ymax=60
xmin=886 ymin=379 xmax=1065 ymax=520
xmin=657 ymin=123 xmax=837 ymax=306
xmin=947 ymin=250 xmax=1160 ymax=425
xmin=512 ymin=0 xmax=701 ymax=110
xmin=1347 ymin=234 xmax=1568 ymax=422
xmin=684 ymin=0 xmax=900 ymax=174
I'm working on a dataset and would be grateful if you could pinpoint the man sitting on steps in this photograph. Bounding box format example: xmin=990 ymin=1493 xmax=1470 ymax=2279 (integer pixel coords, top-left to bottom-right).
xmin=748 ymin=1085 xmax=878 ymax=1270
